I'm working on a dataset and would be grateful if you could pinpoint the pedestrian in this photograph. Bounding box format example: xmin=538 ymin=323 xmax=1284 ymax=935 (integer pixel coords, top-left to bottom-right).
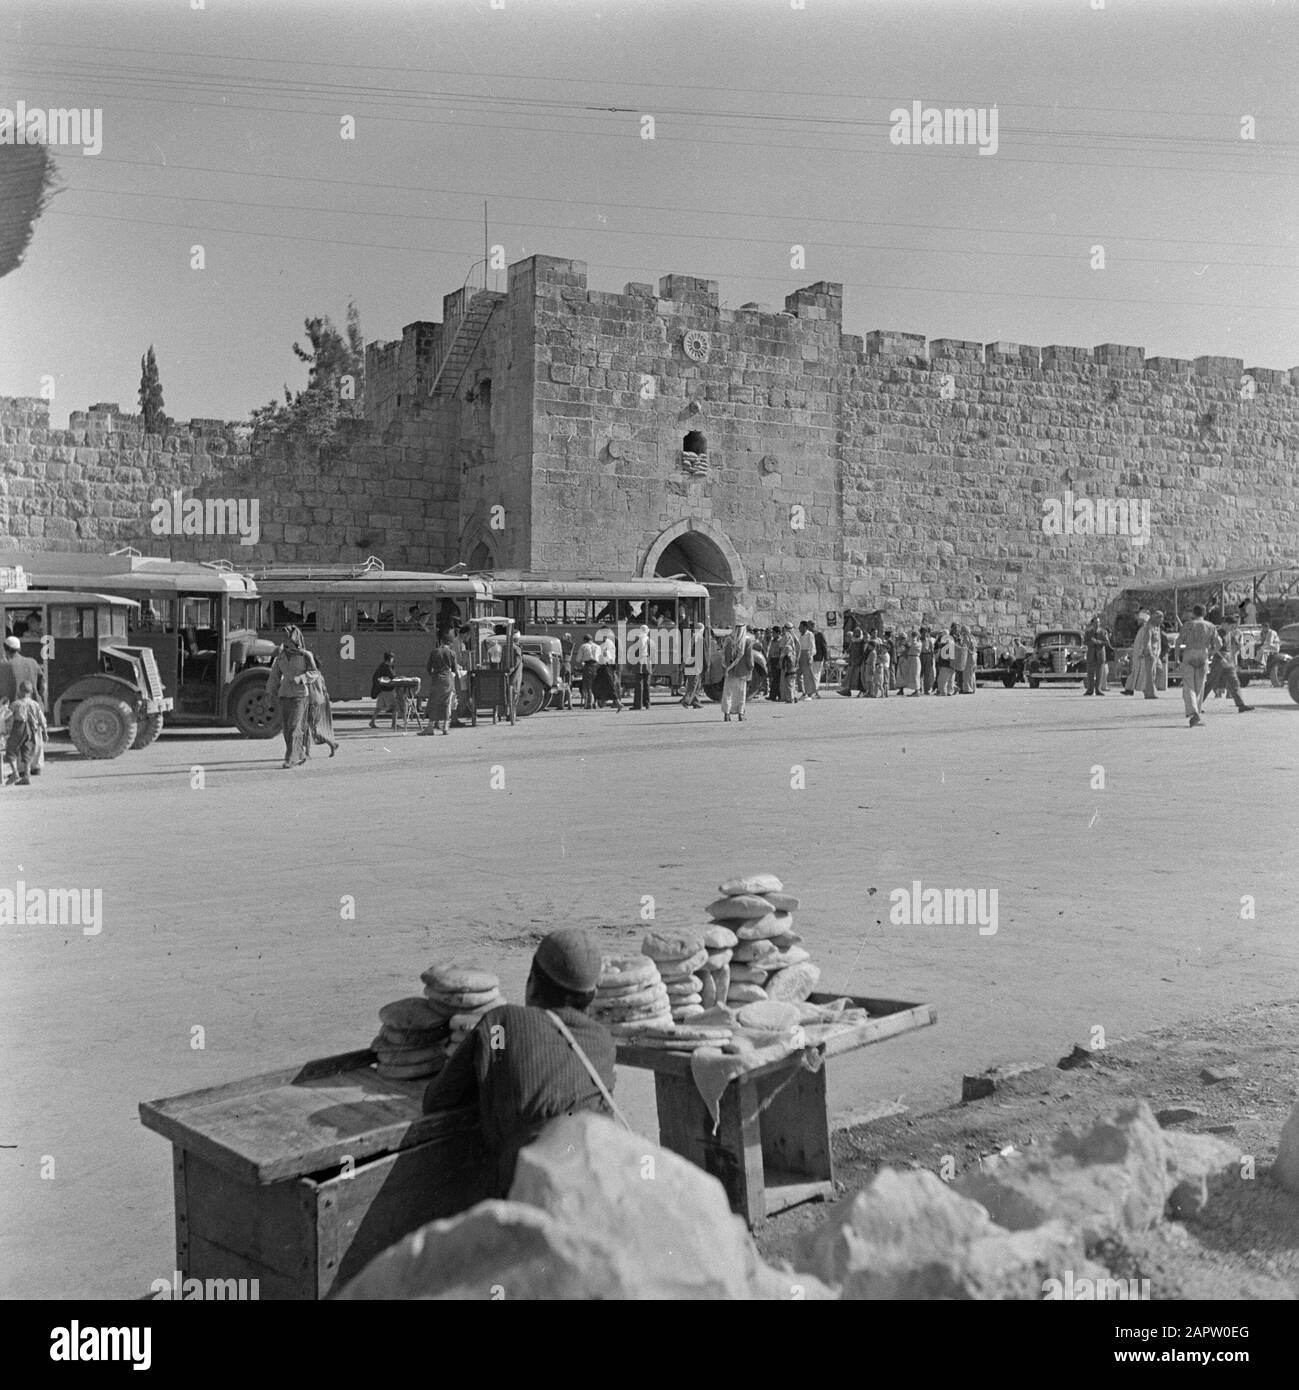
xmin=1175 ymin=604 xmax=1221 ymax=727
xmin=842 ymin=621 xmax=865 ymax=697
xmin=0 ymin=633 xmax=46 ymax=705
xmin=1156 ymin=619 xmax=1175 ymax=691
xmin=797 ymin=621 xmax=819 ymax=698
xmin=812 ymin=623 xmax=827 ymax=689
xmin=1122 ymin=608 xmax=1150 ymax=694
xmin=1083 ymin=616 xmax=1111 ymax=696
xmin=899 ymin=630 xmax=922 ymax=696
xmin=1256 ymin=619 xmax=1280 ymax=680
xmin=1130 ymin=610 xmax=1162 ymax=699
xmin=962 ymin=628 xmax=978 ymax=694
xmin=265 ymin=625 xmax=319 ymax=769
xmin=778 ymin=623 xmax=800 ymax=702
xmin=680 ymin=620 xmax=707 ymax=708
xmin=1203 ymin=617 xmax=1254 ymax=714
xmin=3 ymin=681 xmax=46 ymax=786
xmin=876 ymin=634 xmax=893 ymax=697
xmin=934 ymin=627 xmax=955 ymax=695
xmin=918 ymin=626 xmax=936 ymax=693
xmin=303 ymin=664 xmax=340 ymax=757
xmin=421 ymin=630 xmax=460 ymax=735
xmin=1238 ymin=596 xmax=1259 ymax=626
xmin=721 ymin=622 xmax=756 ymax=722
xmin=592 ymin=627 xmax=623 ymax=711
xmin=576 ymin=633 xmax=600 ymax=709
xmin=629 ymin=620 xmax=652 ymax=710
xmin=949 ymin=624 xmax=967 ymax=695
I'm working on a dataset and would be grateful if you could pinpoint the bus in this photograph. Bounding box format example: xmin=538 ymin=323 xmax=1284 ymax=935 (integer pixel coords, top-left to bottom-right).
xmin=245 ymin=559 xmax=496 ymax=716
xmin=478 ymin=573 xmax=711 ymax=699
xmin=8 ymin=549 xmax=275 ymax=734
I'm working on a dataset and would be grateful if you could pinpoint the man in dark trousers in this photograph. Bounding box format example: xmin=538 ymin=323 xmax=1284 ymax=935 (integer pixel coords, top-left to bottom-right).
xmin=422 ymin=928 xmax=617 ymax=1196
xmin=1083 ymin=616 xmax=1112 ymax=695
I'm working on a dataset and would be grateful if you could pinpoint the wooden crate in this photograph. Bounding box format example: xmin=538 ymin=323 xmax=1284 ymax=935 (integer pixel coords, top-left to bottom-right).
xmin=141 ymin=1049 xmax=491 ymax=1300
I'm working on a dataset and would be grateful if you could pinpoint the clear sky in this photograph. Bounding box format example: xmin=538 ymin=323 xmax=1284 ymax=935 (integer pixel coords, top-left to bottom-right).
xmin=1 ymin=0 xmax=1296 ymax=422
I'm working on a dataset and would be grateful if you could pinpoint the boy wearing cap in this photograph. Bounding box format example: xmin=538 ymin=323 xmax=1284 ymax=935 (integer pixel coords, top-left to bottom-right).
xmin=422 ymin=928 xmax=617 ymax=1196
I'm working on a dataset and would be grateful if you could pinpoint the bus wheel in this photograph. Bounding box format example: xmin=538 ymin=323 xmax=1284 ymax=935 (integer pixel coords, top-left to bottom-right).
xmin=516 ymin=672 xmax=546 ymax=717
xmin=231 ymin=676 xmax=281 ymax=739
xmin=70 ymin=696 xmax=139 ymax=760
xmin=131 ymin=711 xmax=165 ymax=750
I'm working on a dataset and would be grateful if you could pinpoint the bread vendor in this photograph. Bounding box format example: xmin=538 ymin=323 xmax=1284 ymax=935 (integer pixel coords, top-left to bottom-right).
xmin=422 ymin=928 xmax=618 ymax=1196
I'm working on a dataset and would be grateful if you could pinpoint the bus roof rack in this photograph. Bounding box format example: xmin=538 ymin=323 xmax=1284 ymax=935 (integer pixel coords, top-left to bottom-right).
xmin=242 ymin=557 xmax=387 ymax=579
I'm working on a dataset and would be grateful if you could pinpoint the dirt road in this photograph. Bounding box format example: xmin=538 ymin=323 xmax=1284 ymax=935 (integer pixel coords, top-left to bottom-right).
xmin=3 ymin=683 xmax=1296 ymax=1297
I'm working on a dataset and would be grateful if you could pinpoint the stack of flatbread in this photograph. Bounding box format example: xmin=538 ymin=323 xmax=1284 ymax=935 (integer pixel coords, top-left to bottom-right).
xmin=634 ymin=1021 xmax=733 ymax=1052
xmin=419 ymin=961 xmax=505 ymax=1056
xmin=371 ymin=997 xmax=451 ymax=1080
xmin=641 ymin=929 xmax=711 ymax=1024
xmin=590 ymin=954 xmax=673 ymax=1036
xmin=706 ymin=873 xmax=821 ymax=1006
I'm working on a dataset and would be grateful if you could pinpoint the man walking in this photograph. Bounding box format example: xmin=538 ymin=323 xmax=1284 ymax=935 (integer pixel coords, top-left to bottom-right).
xmin=1130 ymin=610 xmax=1162 ymax=699
xmin=629 ymin=620 xmax=652 ymax=710
xmin=721 ymin=622 xmax=755 ymax=722
xmin=576 ymin=633 xmax=600 ymax=709
xmin=1122 ymin=607 xmax=1150 ymax=695
xmin=1175 ymin=604 xmax=1221 ymax=728
xmin=1083 ymin=616 xmax=1112 ymax=695
xmin=797 ymin=621 xmax=819 ymax=698
xmin=1203 ymin=617 xmax=1254 ymax=714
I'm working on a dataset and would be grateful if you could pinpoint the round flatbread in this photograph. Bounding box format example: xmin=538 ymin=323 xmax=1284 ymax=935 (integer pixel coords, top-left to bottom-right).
xmin=595 ymin=978 xmax=666 ymax=1010
xmin=420 ymin=962 xmax=499 ymax=994
xmin=713 ymin=962 xmax=731 ymax=1004
xmin=639 ymin=1022 xmax=732 ymax=1041
xmin=736 ymin=1000 xmax=803 ymax=1031
xmin=423 ymin=984 xmax=502 ymax=1011
xmin=765 ymin=960 xmax=821 ymax=1003
xmin=705 ymin=949 xmax=734 ymax=970
xmin=705 ymin=894 xmax=775 ymax=922
xmin=767 ymin=945 xmax=811 ymax=970
xmin=718 ymin=874 xmax=784 ymax=897
xmin=769 ymin=932 xmax=803 ymax=951
xmin=703 ymin=924 xmax=739 ymax=951
xmin=664 ymin=975 xmax=704 ymax=997
xmin=764 ymin=893 xmax=799 ymax=913
xmin=725 ymin=982 xmax=768 ymax=1004
xmin=671 ymin=1003 xmax=706 ymax=1021
xmin=448 ymin=1006 xmax=501 ymax=1030
xmin=379 ymin=997 xmax=445 ymax=1032
xmin=655 ymin=947 xmax=709 ymax=980
xmin=699 ymin=970 xmax=717 ymax=1009
xmin=595 ymin=993 xmax=671 ymax=1023
xmin=378 ymin=1019 xmax=449 ymax=1047
xmin=599 ymin=954 xmax=660 ymax=990
xmin=732 ymin=937 xmax=778 ymax=963
xmin=641 ymin=929 xmax=705 ymax=963
xmin=728 ymin=964 xmax=769 ymax=986
xmin=736 ymin=911 xmax=793 ymax=942
xmin=607 ymin=1014 xmax=675 ymax=1037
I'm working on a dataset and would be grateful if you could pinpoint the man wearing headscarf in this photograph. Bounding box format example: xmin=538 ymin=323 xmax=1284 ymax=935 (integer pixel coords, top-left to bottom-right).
xmin=1122 ymin=607 xmax=1150 ymax=694
xmin=1131 ymin=610 xmax=1163 ymax=699
xmin=721 ymin=621 xmax=756 ymax=721
xmin=264 ymin=625 xmax=316 ymax=768
xmin=422 ymin=927 xmax=616 ymax=1197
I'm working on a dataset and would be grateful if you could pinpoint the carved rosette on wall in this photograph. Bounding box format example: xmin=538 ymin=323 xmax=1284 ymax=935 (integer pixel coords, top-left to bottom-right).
xmin=681 ymin=330 xmax=710 ymax=363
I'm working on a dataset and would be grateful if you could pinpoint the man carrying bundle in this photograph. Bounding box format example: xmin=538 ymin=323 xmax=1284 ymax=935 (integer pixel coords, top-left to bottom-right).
xmin=422 ymin=928 xmax=618 ymax=1196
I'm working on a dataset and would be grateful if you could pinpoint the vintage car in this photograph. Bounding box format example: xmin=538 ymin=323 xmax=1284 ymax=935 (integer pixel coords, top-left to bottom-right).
xmin=977 ymin=635 xmax=1035 ymax=688
xmin=1024 ymin=629 xmax=1087 ymax=687
xmin=1263 ymin=622 xmax=1299 ymax=686
xmin=516 ymin=633 xmax=572 ymax=716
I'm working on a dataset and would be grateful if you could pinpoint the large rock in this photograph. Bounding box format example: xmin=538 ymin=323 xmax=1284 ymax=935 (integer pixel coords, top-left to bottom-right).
xmin=793 ymin=1168 xmax=1089 ymax=1300
xmin=340 ymin=1113 xmax=833 ymax=1299
xmin=508 ymin=1112 xmax=832 ymax=1299
xmin=954 ymin=1101 xmax=1168 ymax=1243
xmin=1162 ymin=1130 xmax=1242 ymax=1217
xmin=1273 ymin=1101 xmax=1299 ymax=1195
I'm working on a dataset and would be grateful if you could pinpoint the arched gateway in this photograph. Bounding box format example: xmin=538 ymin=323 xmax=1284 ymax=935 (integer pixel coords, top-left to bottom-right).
xmin=640 ymin=520 xmax=744 ymax=626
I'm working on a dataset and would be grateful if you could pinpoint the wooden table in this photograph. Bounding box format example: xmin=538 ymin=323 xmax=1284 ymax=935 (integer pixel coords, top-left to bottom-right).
xmin=139 ymin=1050 xmax=490 ymax=1300
xmin=616 ymin=993 xmax=936 ymax=1225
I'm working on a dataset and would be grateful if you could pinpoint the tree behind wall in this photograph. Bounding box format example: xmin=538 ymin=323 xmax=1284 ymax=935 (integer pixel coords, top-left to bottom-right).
xmin=138 ymin=345 xmax=167 ymax=434
xmin=249 ymin=300 xmax=366 ymax=443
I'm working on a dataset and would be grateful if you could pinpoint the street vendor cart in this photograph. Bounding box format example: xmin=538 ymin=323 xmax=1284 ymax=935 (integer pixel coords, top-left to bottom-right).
xmin=616 ymin=992 xmax=936 ymax=1226
xmin=464 ymin=616 xmax=518 ymax=726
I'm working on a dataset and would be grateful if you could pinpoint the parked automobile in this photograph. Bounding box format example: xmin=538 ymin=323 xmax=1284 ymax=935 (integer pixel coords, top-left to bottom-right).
xmin=978 ymin=635 xmax=1035 ymax=688
xmin=516 ymin=633 xmax=572 ymax=715
xmin=1024 ymin=630 xmax=1087 ymax=687
xmin=1265 ymin=623 xmax=1299 ymax=686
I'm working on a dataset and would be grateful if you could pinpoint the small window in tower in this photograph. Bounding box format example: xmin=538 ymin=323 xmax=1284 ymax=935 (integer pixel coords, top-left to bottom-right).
xmin=683 ymin=430 xmax=707 ymax=454
xmin=477 ymin=379 xmax=492 ymax=410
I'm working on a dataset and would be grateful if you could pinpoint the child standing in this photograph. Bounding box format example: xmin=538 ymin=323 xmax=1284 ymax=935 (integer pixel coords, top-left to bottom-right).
xmin=5 ymin=681 xmax=47 ymax=786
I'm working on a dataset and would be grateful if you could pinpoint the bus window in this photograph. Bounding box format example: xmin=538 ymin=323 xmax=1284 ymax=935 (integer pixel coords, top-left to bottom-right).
xmin=317 ymin=599 xmax=344 ymax=633
xmin=534 ymin=600 xmax=559 ymax=626
xmin=182 ymin=598 xmax=214 ymax=630
xmin=228 ymin=598 xmax=260 ymax=632
xmin=563 ymin=599 xmax=589 ymax=624
xmin=50 ymin=605 xmax=92 ymax=639
xmin=617 ymin=599 xmax=647 ymax=624
xmin=592 ymin=599 xmax=616 ymax=626
xmin=130 ymin=598 xmax=170 ymax=633
xmin=272 ymin=597 xmax=312 ymax=629
xmin=99 ymin=607 xmax=129 ymax=640
xmin=366 ymin=602 xmax=396 ymax=632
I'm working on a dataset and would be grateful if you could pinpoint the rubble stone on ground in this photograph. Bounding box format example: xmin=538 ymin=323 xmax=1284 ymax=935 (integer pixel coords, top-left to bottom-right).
xmin=1273 ymin=1101 xmax=1299 ymax=1195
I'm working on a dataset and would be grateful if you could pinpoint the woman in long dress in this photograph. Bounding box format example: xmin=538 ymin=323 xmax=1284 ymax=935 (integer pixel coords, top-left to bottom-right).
xmin=421 ymin=632 xmax=459 ymax=735
xmin=303 ymin=664 xmax=339 ymax=756
xmin=899 ymin=631 xmax=922 ymax=696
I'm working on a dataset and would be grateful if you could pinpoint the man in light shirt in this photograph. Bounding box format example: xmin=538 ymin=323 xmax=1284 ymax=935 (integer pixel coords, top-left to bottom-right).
xmin=1174 ymin=604 xmax=1221 ymax=728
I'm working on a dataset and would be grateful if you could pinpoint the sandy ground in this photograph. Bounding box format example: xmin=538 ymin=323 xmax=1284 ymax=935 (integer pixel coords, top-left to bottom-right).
xmin=2 ymin=681 xmax=1296 ymax=1299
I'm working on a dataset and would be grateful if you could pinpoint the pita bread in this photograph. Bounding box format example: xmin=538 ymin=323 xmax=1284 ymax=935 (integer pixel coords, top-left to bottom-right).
xmin=705 ymin=894 xmax=775 ymax=921
xmin=598 ymin=954 xmax=660 ymax=991
xmin=736 ymin=1000 xmax=803 ymax=1031
xmin=671 ymin=1002 xmax=705 ymax=1021
xmin=769 ymin=932 xmax=803 ymax=950
xmin=705 ymin=948 xmax=734 ymax=969
xmin=765 ymin=960 xmax=821 ymax=1003
xmin=728 ymin=963 xmax=769 ymax=986
xmin=664 ymin=975 xmax=704 ymax=997
xmin=725 ymin=982 xmax=768 ymax=1004
xmin=699 ymin=970 xmax=717 ymax=1009
xmin=595 ymin=978 xmax=666 ymax=1010
xmin=641 ymin=929 xmax=705 ymax=962
xmin=655 ymin=947 xmax=709 ymax=980
xmin=379 ymin=997 xmax=447 ymax=1031
xmin=713 ymin=962 xmax=731 ymax=1004
xmin=607 ymin=1013 xmax=675 ymax=1037
xmin=704 ymin=924 xmax=739 ymax=950
xmin=718 ymin=874 xmax=784 ymax=897
xmin=422 ymin=985 xmax=502 ymax=1011
xmin=419 ymin=962 xmax=499 ymax=994
xmin=764 ymin=893 xmax=800 ymax=913
xmin=766 ymin=945 xmax=811 ymax=971
xmin=639 ymin=1022 xmax=732 ymax=1041
xmin=595 ymin=990 xmax=671 ymax=1022
xmin=636 ymin=1034 xmax=725 ymax=1051
xmin=736 ymin=911 xmax=793 ymax=942
xmin=731 ymin=937 xmax=778 ymax=963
